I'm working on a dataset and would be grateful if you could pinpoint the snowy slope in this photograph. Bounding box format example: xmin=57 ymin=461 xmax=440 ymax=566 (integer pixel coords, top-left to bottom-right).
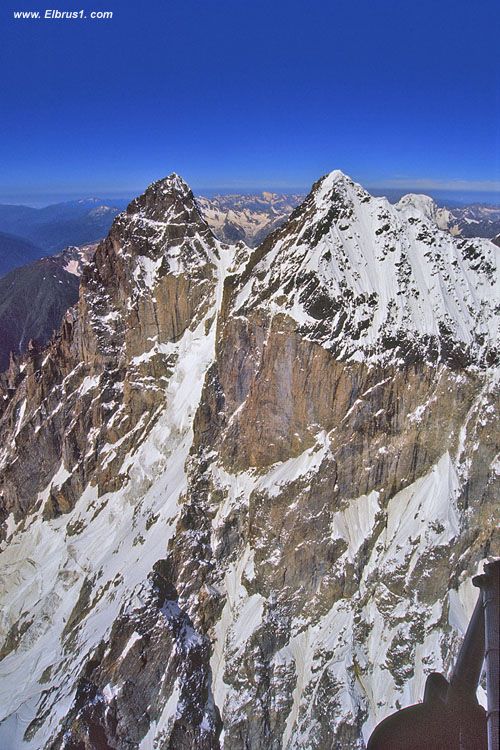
xmin=0 ymin=171 xmax=498 ymax=750
xmin=231 ymin=171 xmax=499 ymax=366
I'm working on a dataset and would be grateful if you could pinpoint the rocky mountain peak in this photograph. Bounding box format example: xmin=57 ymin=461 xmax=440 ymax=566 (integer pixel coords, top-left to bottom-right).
xmin=0 ymin=169 xmax=230 ymax=534
xmin=313 ymin=167 xmax=356 ymax=190
xmin=126 ymin=172 xmax=200 ymax=223
xmin=78 ymin=172 xmax=223 ymax=319
xmin=309 ymin=168 xmax=366 ymax=205
xmin=0 ymin=171 xmax=498 ymax=750
xmin=228 ymin=168 xmax=499 ymax=367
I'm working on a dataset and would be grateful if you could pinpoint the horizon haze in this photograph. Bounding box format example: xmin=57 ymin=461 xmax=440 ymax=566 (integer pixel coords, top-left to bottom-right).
xmin=2 ymin=0 xmax=498 ymax=203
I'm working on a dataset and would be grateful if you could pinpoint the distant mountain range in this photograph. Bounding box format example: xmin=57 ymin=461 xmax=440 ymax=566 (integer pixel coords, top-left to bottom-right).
xmin=0 ymin=198 xmax=121 ymax=255
xmin=449 ymin=203 xmax=500 ymax=238
xmin=0 ymin=244 xmax=96 ymax=372
xmin=197 ymin=192 xmax=500 ymax=246
xmin=1 ymin=193 xmax=498 ymax=264
xmin=0 ymin=198 xmax=122 ymax=374
xmin=196 ymin=192 xmax=304 ymax=246
xmin=0 ymin=231 xmax=45 ymax=276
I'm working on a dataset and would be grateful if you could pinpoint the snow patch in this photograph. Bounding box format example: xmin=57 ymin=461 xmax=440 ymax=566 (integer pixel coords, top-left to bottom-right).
xmin=331 ymin=491 xmax=380 ymax=562
xmin=119 ymin=631 xmax=142 ymax=661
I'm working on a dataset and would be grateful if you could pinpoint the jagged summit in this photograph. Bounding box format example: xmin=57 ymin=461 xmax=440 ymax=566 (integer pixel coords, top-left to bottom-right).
xmin=228 ymin=167 xmax=500 ymax=366
xmin=296 ymin=169 xmax=365 ymax=217
xmin=310 ymin=168 xmax=368 ymax=197
xmin=78 ymin=172 xmax=225 ymax=313
xmin=139 ymin=172 xmax=192 ymax=199
xmin=122 ymin=171 xmax=209 ymax=230
xmin=157 ymin=171 xmax=191 ymax=193
xmin=313 ymin=168 xmax=354 ymax=188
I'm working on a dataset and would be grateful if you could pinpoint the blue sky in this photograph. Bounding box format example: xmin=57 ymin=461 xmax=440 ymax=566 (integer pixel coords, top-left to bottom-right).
xmin=1 ymin=0 xmax=499 ymax=203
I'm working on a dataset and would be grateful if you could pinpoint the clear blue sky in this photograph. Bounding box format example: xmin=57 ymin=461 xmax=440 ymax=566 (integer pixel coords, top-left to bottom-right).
xmin=1 ymin=0 xmax=499 ymax=203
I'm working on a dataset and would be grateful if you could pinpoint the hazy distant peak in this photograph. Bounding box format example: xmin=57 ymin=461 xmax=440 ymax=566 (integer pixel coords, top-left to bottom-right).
xmin=395 ymin=193 xmax=457 ymax=232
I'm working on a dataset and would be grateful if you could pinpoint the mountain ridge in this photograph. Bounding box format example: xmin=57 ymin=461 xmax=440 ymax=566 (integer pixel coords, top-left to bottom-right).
xmin=223 ymin=170 xmax=499 ymax=367
xmin=0 ymin=231 xmax=45 ymax=277
xmin=0 ymin=170 xmax=498 ymax=750
xmin=0 ymin=200 xmax=121 ymax=255
xmin=0 ymin=244 xmax=97 ymax=372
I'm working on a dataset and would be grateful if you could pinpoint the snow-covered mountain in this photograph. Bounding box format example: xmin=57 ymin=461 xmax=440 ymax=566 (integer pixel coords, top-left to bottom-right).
xmin=229 ymin=172 xmax=499 ymax=368
xmin=449 ymin=203 xmax=500 ymax=239
xmin=395 ymin=194 xmax=460 ymax=233
xmin=0 ymin=171 xmax=498 ymax=750
xmin=198 ymin=189 xmax=500 ymax=247
xmin=196 ymin=192 xmax=304 ymax=247
xmin=395 ymin=194 xmax=500 ymax=240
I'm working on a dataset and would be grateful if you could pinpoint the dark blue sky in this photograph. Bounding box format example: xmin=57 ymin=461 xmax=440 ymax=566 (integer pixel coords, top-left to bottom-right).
xmin=1 ymin=0 xmax=499 ymax=202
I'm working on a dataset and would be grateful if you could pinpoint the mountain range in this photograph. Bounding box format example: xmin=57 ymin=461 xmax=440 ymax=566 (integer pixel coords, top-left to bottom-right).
xmin=196 ymin=192 xmax=500 ymax=247
xmin=1 ymin=190 xmax=498 ymax=375
xmin=0 ymin=244 xmax=97 ymax=372
xmin=196 ymin=192 xmax=304 ymax=247
xmin=0 ymin=231 xmax=46 ymax=277
xmin=0 ymin=199 xmax=122 ymax=256
xmin=0 ymin=171 xmax=498 ymax=749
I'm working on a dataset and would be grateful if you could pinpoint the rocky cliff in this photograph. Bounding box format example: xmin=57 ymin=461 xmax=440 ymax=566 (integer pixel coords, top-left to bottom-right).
xmin=0 ymin=171 xmax=498 ymax=750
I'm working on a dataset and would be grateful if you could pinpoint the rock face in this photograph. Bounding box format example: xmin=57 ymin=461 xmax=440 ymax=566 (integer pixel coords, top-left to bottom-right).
xmin=0 ymin=171 xmax=498 ymax=750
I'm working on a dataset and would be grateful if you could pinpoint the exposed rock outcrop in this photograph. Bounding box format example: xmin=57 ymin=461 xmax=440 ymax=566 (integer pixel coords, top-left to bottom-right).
xmin=0 ymin=171 xmax=498 ymax=750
